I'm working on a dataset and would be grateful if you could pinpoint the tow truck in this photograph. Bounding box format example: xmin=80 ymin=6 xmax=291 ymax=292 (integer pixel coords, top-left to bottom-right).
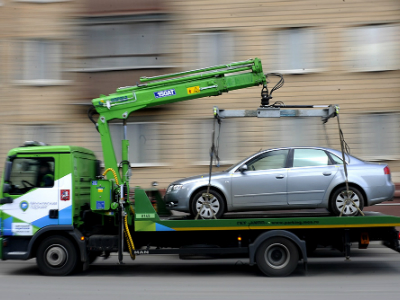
xmin=0 ymin=58 xmax=399 ymax=277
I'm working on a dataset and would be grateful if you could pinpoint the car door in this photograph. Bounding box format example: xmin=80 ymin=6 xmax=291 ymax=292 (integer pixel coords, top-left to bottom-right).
xmin=231 ymin=149 xmax=289 ymax=208
xmin=287 ymin=148 xmax=338 ymax=205
xmin=1 ymin=155 xmax=59 ymax=237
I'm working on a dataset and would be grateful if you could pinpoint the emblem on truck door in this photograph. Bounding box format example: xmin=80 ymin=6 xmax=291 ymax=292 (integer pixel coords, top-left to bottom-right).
xmin=60 ymin=189 xmax=70 ymax=201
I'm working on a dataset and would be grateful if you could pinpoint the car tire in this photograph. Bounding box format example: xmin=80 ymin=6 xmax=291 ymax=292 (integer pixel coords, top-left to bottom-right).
xmin=36 ymin=235 xmax=78 ymax=276
xmin=330 ymin=186 xmax=364 ymax=216
xmin=191 ymin=189 xmax=225 ymax=219
xmin=255 ymin=237 xmax=299 ymax=277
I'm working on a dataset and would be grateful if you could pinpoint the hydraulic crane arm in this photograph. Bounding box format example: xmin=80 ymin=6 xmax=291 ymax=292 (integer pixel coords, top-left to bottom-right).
xmin=90 ymin=58 xmax=267 ymax=184
xmin=91 ymin=58 xmax=266 ymax=122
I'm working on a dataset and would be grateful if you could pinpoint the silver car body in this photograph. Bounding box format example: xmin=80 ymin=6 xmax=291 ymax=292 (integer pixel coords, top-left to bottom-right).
xmin=164 ymin=147 xmax=395 ymax=214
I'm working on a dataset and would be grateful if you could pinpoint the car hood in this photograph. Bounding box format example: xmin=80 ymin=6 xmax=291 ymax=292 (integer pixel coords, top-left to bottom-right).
xmin=171 ymin=171 xmax=228 ymax=185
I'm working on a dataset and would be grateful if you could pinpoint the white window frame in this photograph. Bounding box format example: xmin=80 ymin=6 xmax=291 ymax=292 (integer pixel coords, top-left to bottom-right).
xmin=358 ymin=113 xmax=400 ymax=161
xmin=194 ymin=31 xmax=234 ymax=69
xmin=13 ymin=0 xmax=71 ymax=3
xmin=76 ymin=21 xmax=173 ymax=73
xmin=13 ymin=39 xmax=70 ymax=86
xmin=344 ymin=24 xmax=400 ymax=72
xmin=270 ymin=27 xmax=322 ymax=74
xmin=109 ymin=122 xmax=163 ymax=167
xmin=185 ymin=118 xmax=238 ymax=166
xmin=266 ymin=118 xmax=323 ymax=149
xmin=21 ymin=125 xmax=62 ymax=146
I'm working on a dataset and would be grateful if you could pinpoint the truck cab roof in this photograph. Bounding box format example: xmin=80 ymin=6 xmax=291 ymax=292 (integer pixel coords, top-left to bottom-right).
xmin=7 ymin=145 xmax=96 ymax=157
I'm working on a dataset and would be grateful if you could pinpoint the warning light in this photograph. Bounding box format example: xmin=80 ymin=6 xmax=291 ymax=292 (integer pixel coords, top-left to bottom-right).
xmin=238 ymin=236 xmax=242 ymax=241
xmin=398 ymin=231 xmax=400 ymax=240
xmin=81 ymin=236 xmax=85 ymax=241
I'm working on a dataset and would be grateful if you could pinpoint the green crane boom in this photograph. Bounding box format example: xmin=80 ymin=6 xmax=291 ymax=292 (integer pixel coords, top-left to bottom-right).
xmin=90 ymin=58 xmax=267 ymax=185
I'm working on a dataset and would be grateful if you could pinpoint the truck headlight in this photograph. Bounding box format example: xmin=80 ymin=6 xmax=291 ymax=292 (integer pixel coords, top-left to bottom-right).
xmin=166 ymin=184 xmax=183 ymax=194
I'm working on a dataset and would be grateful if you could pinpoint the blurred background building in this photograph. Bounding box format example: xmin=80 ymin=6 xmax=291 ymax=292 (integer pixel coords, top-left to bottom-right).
xmin=0 ymin=0 xmax=399 ymax=189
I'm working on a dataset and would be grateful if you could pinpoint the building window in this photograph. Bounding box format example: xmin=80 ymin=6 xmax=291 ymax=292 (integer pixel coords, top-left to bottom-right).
xmin=268 ymin=118 xmax=323 ymax=148
xmin=272 ymin=28 xmax=319 ymax=74
xmin=23 ymin=125 xmax=61 ymax=145
xmin=186 ymin=119 xmax=238 ymax=165
xmin=358 ymin=114 xmax=400 ymax=160
xmin=81 ymin=21 xmax=169 ymax=72
xmin=344 ymin=24 xmax=400 ymax=72
xmin=196 ymin=32 xmax=234 ymax=68
xmin=109 ymin=123 xmax=160 ymax=167
xmin=15 ymin=40 xmax=63 ymax=85
xmin=13 ymin=0 xmax=71 ymax=3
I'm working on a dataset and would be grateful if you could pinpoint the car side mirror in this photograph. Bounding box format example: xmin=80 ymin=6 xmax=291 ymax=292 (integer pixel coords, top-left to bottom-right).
xmin=238 ymin=164 xmax=248 ymax=173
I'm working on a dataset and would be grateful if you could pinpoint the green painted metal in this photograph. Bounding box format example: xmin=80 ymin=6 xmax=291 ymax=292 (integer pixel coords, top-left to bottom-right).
xmin=138 ymin=59 xmax=262 ymax=83
xmin=121 ymin=139 xmax=129 ymax=189
xmin=133 ymin=187 xmax=400 ymax=232
xmin=90 ymin=179 xmax=112 ymax=211
xmin=91 ymin=58 xmax=267 ymax=185
xmin=7 ymin=145 xmax=95 ymax=157
xmin=134 ymin=188 xmax=160 ymax=222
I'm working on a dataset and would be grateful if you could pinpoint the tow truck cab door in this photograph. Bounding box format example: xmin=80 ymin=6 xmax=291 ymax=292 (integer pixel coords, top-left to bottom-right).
xmin=1 ymin=154 xmax=62 ymax=237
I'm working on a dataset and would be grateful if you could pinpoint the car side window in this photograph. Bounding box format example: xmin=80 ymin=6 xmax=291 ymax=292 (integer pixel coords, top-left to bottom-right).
xmin=293 ymin=149 xmax=330 ymax=167
xmin=246 ymin=150 xmax=289 ymax=171
xmin=329 ymin=153 xmax=344 ymax=165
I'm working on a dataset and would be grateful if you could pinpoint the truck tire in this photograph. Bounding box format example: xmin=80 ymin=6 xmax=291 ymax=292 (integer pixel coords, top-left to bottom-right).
xmin=191 ymin=189 xmax=225 ymax=219
xmin=255 ymin=237 xmax=299 ymax=277
xmin=36 ymin=235 xmax=78 ymax=276
xmin=330 ymin=186 xmax=364 ymax=216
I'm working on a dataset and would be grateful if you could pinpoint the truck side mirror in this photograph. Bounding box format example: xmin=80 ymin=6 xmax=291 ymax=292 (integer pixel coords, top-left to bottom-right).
xmin=0 ymin=197 xmax=13 ymax=204
xmin=3 ymin=183 xmax=11 ymax=194
xmin=95 ymin=160 xmax=101 ymax=177
xmin=4 ymin=161 xmax=12 ymax=182
xmin=238 ymin=164 xmax=248 ymax=173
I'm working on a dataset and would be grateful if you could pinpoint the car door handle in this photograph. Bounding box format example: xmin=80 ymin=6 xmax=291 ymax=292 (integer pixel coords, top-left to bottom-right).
xmin=323 ymin=172 xmax=332 ymax=176
xmin=276 ymin=175 xmax=285 ymax=179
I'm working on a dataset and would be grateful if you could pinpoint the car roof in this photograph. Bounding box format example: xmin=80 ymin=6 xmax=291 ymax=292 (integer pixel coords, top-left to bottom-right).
xmin=250 ymin=146 xmax=361 ymax=164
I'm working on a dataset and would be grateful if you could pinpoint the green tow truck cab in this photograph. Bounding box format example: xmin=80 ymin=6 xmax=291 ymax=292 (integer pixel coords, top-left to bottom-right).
xmin=0 ymin=145 xmax=98 ymax=264
xmin=1 ymin=59 xmax=400 ymax=276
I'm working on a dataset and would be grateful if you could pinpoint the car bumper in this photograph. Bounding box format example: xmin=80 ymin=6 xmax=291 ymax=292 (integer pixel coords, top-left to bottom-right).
xmin=164 ymin=192 xmax=190 ymax=213
xmin=366 ymin=182 xmax=395 ymax=206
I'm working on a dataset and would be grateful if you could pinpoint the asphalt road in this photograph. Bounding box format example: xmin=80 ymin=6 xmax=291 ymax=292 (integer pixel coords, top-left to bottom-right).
xmin=1 ymin=245 xmax=399 ymax=300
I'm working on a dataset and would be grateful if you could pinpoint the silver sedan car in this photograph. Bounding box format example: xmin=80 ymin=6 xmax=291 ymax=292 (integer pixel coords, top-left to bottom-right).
xmin=164 ymin=147 xmax=395 ymax=218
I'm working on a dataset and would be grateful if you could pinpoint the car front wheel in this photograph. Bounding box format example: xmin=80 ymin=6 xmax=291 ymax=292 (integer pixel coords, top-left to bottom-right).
xmin=330 ymin=186 xmax=364 ymax=216
xmin=191 ymin=189 xmax=225 ymax=219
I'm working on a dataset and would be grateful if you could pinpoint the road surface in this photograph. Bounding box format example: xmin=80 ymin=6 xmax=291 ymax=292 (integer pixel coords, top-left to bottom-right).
xmin=0 ymin=244 xmax=399 ymax=300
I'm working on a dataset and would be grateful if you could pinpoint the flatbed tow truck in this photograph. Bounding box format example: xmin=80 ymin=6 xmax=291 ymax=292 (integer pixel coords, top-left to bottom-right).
xmin=0 ymin=58 xmax=399 ymax=277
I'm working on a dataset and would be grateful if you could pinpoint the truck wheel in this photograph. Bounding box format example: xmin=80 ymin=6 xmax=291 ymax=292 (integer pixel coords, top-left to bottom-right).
xmin=255 ymin=237 xmax=299 ymax=277
xmin=36 ymin=235 xmax=78 ymax=276
xmin=191 ymin=189 xmax=225 ymax=219
xmin=330 ymin=186 xmax=364 ymax=216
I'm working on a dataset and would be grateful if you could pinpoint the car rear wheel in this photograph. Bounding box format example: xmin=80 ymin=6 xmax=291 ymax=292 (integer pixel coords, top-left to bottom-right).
xmin=191 ymin=189 xmax=225 ymax=219
xmin=330 ymin=186 xmax=364 ymax=216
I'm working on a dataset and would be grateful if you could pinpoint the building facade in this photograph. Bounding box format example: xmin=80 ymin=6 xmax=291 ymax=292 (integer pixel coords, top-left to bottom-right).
xmin=0 ymin=0 xmax=400 ymax=189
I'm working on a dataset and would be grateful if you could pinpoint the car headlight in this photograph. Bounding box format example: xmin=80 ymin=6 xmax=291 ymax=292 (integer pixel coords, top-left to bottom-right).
xmin=166 ymin=184 xmax=183 ymax=194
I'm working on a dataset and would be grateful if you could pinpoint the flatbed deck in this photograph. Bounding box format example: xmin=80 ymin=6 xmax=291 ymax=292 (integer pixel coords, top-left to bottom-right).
xmin=135 ymin=189 xmax=400 ymax=232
